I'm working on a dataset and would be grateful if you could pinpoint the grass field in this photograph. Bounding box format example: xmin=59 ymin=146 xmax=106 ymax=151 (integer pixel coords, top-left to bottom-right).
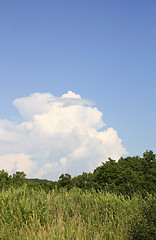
xmin=0 ymin=186 xmax=155 ymax=240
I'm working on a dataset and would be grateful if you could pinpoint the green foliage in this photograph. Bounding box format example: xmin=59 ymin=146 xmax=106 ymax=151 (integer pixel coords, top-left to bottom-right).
xmin=54 ymin=150 xmax=156 ymax=196
xmin=0 ymin=169 xmax=12 ymax=190
xmin=143 ymin=150 xmax=156 ymax=164
xmin=0 ymin=187 xmax=155 ymax=239
xmin=0 ymin=150 xmax=155 ymax=239
xmin=128 ymin=193 xmax=156 ymax=240
xmin=0 ymin=150 xmax=156 ymax=196
xmin=72 ymin=172 xmax=97 ymax=190
xmin=13 ymin=171 xmax=26 ymax=186
xmin=58 ymin=173 xmax=72 ymax=189
xmin=93 ymin=150 xmax=156 ymax=195
xmin=0 ymin=150 xmax=156 ymax=197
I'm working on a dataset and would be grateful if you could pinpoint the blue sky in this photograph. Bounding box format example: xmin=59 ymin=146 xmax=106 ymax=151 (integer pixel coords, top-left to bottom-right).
xmin=0 ymin=1 xmax=155 ymax=178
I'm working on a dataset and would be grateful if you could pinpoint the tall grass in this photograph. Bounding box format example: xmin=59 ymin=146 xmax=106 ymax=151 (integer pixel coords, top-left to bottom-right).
xmin=0 ymin=186 xmax=155 ymax=239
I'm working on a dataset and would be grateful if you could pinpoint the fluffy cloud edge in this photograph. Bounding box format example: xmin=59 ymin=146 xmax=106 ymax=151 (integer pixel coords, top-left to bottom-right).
xmin=0 ymin=91 xmax=127 ymax=180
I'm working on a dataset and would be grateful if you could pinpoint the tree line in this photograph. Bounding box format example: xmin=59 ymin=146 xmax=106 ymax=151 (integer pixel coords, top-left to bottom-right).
xmin=0 ymin=150 xmax=156 ymax=196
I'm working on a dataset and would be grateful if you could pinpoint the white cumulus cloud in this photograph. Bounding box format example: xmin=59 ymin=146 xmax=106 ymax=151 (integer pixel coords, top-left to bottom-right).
xmin=0 ymin=91 xmax=127 ymax=180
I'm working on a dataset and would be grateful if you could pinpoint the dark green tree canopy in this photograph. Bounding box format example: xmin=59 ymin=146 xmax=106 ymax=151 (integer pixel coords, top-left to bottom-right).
xmin=0 ymin=150 xmax=155 ymax=196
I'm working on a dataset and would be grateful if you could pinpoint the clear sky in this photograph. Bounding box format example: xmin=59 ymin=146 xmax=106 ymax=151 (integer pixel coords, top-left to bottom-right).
xmin=0 ymin=1 xmax=155 ymax=179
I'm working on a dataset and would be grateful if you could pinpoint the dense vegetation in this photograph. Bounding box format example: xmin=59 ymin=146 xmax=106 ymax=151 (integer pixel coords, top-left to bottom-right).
xmin=0 ymin=150 xmax=156 ymax=239
xmin=0 ymin=187 xmax=155 ymax=239
xmin=60 ymin=150 xmax=156 ymax=195
xmin=0 ymin=150 xmax=155 ymax=195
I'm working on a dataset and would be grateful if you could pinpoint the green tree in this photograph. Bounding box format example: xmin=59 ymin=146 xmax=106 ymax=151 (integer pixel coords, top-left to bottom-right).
xmin=93 ymin=151 xmax=156 ymax=195
xmin=143 ymin=150 xmax=156 ymax=164
xmin=13 ymin=171 xmax=26 ymax=186
xmin=58 ymin=173 xmax=72 ymax=189
xmin=72 ymin=172 xmax=97 ymax=190
xmin=0 ymin=169 xmax=12 ymax=189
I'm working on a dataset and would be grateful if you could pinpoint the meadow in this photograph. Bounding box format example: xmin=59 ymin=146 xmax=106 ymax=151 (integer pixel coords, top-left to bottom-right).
xmin=0 ymin=186 xmax=155 ymax=240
